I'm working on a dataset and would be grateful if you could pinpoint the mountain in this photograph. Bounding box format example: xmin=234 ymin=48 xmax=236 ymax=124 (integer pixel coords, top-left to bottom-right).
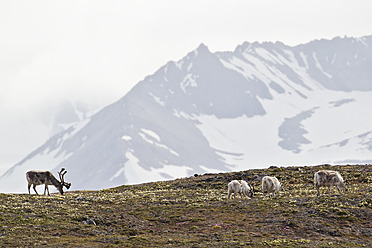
xmin=1 ymin=35 xmax=372 ymax=192
xmin=0 ymin=99 xmax=97 ymax=175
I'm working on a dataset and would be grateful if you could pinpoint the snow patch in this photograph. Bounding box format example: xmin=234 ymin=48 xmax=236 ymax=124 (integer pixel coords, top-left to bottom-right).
xmin=299 ymin=52 xmax=309 ymax=69
xmin=140 ymin=129 xmax=179 ymax=156
xmin=181 ymin=74 xmax=198 ymax=93
xmin=149 ymin=93 xmax=165 ymax=106
xmin=122 ymin=135 xmax=132 ymax=141
xmin=312 ymin=52 xmax=332 ymax=79
xmin=123 ymin=151 xmax=192 ymax=185
xmin=195 ymin=90 xmax=372 ymax=170
xmin=109 ymin=167 xmax=125 ymax=182
xmin=173 ymin=110 xmax=196 ymax=120
xmin=140 ymin=128 xmax=161 ymax=143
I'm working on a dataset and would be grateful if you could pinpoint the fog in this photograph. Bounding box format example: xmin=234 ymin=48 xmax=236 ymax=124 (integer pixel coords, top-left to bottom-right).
xmin=1 ymin=0 xmax=371 ymax=175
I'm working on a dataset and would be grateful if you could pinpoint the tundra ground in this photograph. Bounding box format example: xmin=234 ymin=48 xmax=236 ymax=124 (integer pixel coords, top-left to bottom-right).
xmin=0 ymin=164 xmax=371 ymax=247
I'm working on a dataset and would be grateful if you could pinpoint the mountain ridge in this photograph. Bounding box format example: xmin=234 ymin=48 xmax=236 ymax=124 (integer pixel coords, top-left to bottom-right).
xmin=1 ymin=35 xmax=372 ymax=192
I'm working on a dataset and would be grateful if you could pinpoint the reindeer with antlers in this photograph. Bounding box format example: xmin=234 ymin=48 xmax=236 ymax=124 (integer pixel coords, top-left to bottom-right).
xmin=26 ymin=168 xmax=71 ymax=195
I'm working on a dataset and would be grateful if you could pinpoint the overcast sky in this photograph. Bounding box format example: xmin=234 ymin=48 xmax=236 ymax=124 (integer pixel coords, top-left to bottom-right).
xmin=1 ymin=0 xmax=371 ymax=173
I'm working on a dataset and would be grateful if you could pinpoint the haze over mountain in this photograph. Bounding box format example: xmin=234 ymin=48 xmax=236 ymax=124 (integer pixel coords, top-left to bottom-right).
xmin=1 ymin=35 xmax=372 ymax=193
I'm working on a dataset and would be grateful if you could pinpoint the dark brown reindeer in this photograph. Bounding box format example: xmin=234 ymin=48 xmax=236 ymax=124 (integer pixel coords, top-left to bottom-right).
xmin=26 ymin=168 xmax=71 ymax=195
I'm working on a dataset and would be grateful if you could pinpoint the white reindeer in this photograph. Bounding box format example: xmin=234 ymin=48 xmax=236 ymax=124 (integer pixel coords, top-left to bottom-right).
xmin=240 ymin=180 xmax=254 ymax=198
xmin=314 ymin=170 xmax=347 ymax=196
xmin=227 ymin=180 xmax=254 ymax=199
xmin=26 ymin=168 xmax=71 ymax=195
xmin=262 ymin=176 xmax=282 ymax=197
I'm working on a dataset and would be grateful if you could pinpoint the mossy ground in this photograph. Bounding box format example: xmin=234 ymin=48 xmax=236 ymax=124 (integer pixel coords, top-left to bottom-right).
xmin=0 ymin=164 xmax=371 ymax=247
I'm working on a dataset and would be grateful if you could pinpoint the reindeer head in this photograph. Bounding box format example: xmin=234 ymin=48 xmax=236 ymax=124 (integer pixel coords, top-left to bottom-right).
xmin=63 ymin=181 xmax=71 ymax=190
xmin=58 ymin=168 xmax=71 ymax=195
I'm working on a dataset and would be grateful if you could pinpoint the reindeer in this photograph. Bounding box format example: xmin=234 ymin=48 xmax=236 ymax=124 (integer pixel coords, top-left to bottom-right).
xmin=314 ymin=170 xmax=347 ymax=196
xmin=227 ymin=180 xmax=254 ymax=199
xmin=26 ymin=168 xmax=71 ymax=195
xmin=262 ymin=176 xmax=282 ymax=198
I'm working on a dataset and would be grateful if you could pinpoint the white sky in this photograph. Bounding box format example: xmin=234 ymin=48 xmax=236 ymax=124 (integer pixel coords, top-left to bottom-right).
xmin=0 ymin=0 xmax=371 ymax=173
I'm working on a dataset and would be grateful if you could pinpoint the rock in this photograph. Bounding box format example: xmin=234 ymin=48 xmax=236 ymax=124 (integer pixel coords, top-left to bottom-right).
xmin=83 ymin=219 xmax=96 ymax=225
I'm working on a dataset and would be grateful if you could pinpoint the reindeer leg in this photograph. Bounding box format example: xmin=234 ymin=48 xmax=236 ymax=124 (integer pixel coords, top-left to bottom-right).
xmin=45 ymin=185 xmax=50 ymax=196
xmin=33 ymin=185 xmax=39 ymax=195
xmin=28 ymin=184 xmax=31 ymax=194
xmin=336 ymin=185 xmax=341 ymax=195
xmin=316 ymin=186 xmax=320 ymax=197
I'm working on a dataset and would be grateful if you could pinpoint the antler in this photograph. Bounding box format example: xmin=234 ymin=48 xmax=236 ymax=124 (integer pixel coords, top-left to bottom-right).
xmin=58 ymin=168 xmax=67 ymax=183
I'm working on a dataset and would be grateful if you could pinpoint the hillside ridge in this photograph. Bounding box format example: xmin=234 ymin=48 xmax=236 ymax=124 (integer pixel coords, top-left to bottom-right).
xmin=1 ymin=164 xmax=371 ymax=247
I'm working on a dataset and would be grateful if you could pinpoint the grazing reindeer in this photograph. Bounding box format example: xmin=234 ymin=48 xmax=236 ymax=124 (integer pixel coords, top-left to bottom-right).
xmin=262 ymin=176 xmax=282 ymax=198
xmin=227 ymin=180 xmax=254 ymax=199
xmin=26 ymin=168 xmax=71 ymax=195
xmin=240 ymin=180 xmax=255 ymax=198
xmin=314 ymin=170 xmax=347 ymax=196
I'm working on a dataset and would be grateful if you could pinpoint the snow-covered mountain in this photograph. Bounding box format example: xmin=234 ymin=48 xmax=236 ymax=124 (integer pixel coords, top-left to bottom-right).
xmin=1 ymin=35 xmax=372 ymax=193
xmin=0 ymin=99 xmax=97 ymax=175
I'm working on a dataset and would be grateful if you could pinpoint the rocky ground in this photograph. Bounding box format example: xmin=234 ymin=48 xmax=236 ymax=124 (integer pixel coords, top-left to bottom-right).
xmin=0 ymin=164 xmax=371 ymax=247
